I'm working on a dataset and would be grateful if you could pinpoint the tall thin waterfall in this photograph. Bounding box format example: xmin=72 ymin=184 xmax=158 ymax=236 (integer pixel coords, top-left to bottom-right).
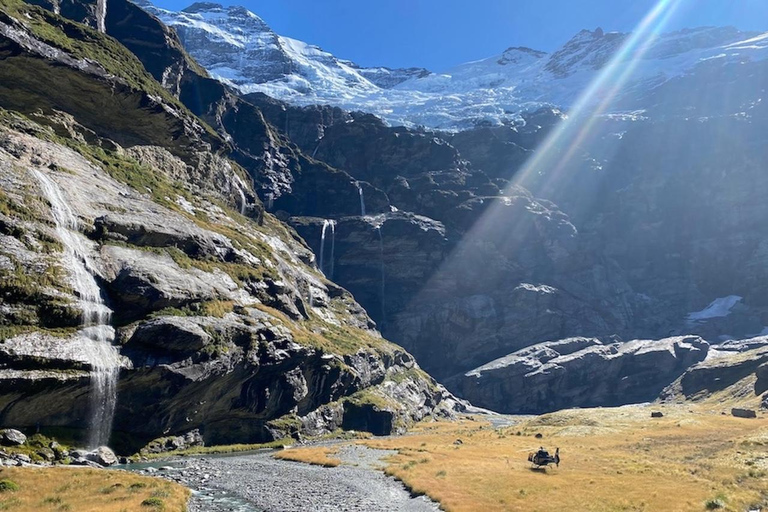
xmin=237 ymin=187 xmax=247 ymax=215
xmin=33 ymin=170 xmax=120 ymax=448
xmin=95 ymin=0 xmax=107 ymax=33
xmin=232 ymin=175 xmax=248 ymax=215
xmin=319 ymin=220 xmax=336 ymax=279
xmin=356 ymin=182 xmax=366 ymax=217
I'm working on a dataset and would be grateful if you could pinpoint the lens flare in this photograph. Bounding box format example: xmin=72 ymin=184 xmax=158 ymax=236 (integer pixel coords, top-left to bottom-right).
xmin=400 ymin=0 xmax=687 ymax=353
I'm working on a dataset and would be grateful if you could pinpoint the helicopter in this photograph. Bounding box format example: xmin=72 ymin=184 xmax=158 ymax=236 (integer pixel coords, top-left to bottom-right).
xmin=528 ymin=447 xmax=560 ymax=468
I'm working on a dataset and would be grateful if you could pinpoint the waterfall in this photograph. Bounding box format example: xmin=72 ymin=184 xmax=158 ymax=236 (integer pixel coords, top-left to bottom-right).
xmin=33 ymin=170 xmax=120 ymax=449
xmin=318 ymin=220 xmax=336 ymax=279
xmin=319 ymin=219 xmax=329 ymax=274
xmin=95 ymin=0 xmax=107 ymax=33
xmin=375 ymin=225 xmax=385 ymax=328
xmin=237 ymin=187 xmax=247 ymax=215
xmin=311 ymin=135 xmax=324 ymax=159
xmin=356 ymin=182 xmax=366 ymax=217
xmin=232 ymin=175 xmax=248 ymax=215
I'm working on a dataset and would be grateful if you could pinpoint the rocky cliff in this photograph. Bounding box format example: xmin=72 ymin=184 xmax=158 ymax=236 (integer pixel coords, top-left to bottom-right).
xmin=0 ymin=0 xmax=460 ymax=452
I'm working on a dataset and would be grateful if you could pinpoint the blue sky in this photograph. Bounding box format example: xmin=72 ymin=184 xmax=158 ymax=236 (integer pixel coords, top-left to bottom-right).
xmin=153 ymin=0 xmax=768 ymax=71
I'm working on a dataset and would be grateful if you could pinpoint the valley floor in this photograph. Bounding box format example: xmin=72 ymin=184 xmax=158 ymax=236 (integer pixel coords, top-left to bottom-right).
xmin=2 ymin=404 xmax=765 ymax=512
xmin=284 ymin=405 xmax=768 ymax=512
xmin=149 ymin=445 xmax=440 ymax=512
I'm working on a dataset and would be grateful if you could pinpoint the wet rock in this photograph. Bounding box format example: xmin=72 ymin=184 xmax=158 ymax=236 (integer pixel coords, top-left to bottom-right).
xmin=651 ymin=411 xmax=664 ymax=418
xmin=91 ymin=446 xmax=118 ymax=466
xmin=0 ymin=429 xmax=26 ymax=446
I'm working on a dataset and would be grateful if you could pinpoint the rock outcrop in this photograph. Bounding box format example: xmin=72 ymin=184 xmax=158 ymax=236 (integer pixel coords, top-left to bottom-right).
xmin=661 ymin=339 xmax=768 ymax=403
xmin=450 ymin=336 xmax=709 ymax=414
xmin=0 ymin=0 xmax=460 ymax=453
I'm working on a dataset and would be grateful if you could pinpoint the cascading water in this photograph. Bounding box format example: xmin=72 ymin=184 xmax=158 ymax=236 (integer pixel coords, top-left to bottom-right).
xmin=232 ymin=175 xmax=248 ymax=215
xmin=318 ymin=220 xmax=336 ymax=279
xmin=319 ymin=219 xmax=329 ymax=274
xmin=33 ymin=170 xmax=120 ymax=448
xmin=95 ymin=0 xmax=107 ymax=33
xmin=237 ymin=188 xmax=247 ymax=215
xmin=356 ymin=182 xmax=366 ymax=217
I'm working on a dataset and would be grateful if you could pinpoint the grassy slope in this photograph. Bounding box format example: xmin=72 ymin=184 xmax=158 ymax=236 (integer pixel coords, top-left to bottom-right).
xmin=0 ymin=466 xmax=188 ymax=511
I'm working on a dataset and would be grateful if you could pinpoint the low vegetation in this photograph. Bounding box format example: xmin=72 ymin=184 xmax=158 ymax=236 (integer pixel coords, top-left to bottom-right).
xmin=350 ymin=405 xmax=768 ymax=512
xmin=0 ymin=467 xmax=188 ymax=512
xmin=274 ymin=447 xmax=341 ymax=468
xmin=136 ymin=438 xmax=294 ymax=460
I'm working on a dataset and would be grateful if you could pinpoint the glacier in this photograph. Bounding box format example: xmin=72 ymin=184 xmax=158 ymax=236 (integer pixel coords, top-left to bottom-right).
xmin=143 ymin=2 xmax=768 ymax=130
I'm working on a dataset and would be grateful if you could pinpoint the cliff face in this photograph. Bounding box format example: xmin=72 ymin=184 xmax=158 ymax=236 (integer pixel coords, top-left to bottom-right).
xmin=4 ymin=0 xmax=768 ymax=428
xmin=0 ymin=0 xmax=460 ymax=451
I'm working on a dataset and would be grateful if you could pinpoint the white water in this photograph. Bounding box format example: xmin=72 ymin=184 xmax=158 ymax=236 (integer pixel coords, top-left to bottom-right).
xmin=95 ymin=0 xmax=107 ymax=33
xmin=237 ymin=187 xmax=247 ymax=215
xmin=33 ymin=170 xmax=120 ymax=448
xmin=318 ymin=220 xmax=336 ymax=279
xmin=232 ymin=175 xmax=248 ymax=215
xmin=311 ymin=138 xmax=322 ymax=158
xmin=356 ymin=182 xmax=366 ymax=217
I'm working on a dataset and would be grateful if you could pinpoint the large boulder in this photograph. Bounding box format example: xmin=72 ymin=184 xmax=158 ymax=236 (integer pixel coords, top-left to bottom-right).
xmin=451 ymin=336 xmax=709 ymax=414
xmin=89 ymin=446 xmax=118 ymax=466
xmin=0 ymin=429 xmax=26 ymax=446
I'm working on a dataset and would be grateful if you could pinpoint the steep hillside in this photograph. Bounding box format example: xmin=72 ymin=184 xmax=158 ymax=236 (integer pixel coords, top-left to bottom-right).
xmin=0 ymin=0 xmax=460 ymax=451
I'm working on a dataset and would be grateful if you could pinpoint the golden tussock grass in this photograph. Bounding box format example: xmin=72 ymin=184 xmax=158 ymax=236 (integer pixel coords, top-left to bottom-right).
xmin=0 ymin=466 xmax=189 ymax=512
xmin=273 ymin=447 xmax=342 ymax=467
xmin=363 ymin=405 xmax=768 ymax=512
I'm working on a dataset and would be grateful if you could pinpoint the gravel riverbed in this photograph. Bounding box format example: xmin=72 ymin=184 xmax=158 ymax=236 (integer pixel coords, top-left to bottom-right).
xmin=137 ymin=445 xmax=440 ymax=512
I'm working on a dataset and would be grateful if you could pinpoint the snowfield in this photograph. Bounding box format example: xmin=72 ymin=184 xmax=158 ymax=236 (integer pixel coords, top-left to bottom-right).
xmin=143 ymin=2 xmax=768 ymax=130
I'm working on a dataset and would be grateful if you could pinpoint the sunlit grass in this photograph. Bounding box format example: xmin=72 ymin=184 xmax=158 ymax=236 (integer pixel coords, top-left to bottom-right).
xmin=273 ymin=447 xmax=342 ymax=468
xmin=0 ymin=467 xmax=188 ymax=512
xmin=361 ymin=405 xmax=768 ymax=512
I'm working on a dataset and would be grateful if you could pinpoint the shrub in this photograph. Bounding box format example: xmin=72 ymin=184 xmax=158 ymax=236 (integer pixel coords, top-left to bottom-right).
xmin=0 ymin=480 xmax=20 ymax=492
xmin=141 ymin=497 xmax=165 ymax=510
xmin=705 ymin=498 xmax=725 ymax=510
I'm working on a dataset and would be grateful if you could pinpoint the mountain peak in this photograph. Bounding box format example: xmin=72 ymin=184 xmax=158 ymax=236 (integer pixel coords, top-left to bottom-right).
xmin=497 ymin=46 xmax=548 ymax=66
xmin=182 ymin=2 xmax=224 ymax=13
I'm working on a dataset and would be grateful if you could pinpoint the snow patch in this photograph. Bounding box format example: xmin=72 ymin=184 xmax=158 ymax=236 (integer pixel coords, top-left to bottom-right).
xmin=686 ymin=295 xmax=742 ymax=322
